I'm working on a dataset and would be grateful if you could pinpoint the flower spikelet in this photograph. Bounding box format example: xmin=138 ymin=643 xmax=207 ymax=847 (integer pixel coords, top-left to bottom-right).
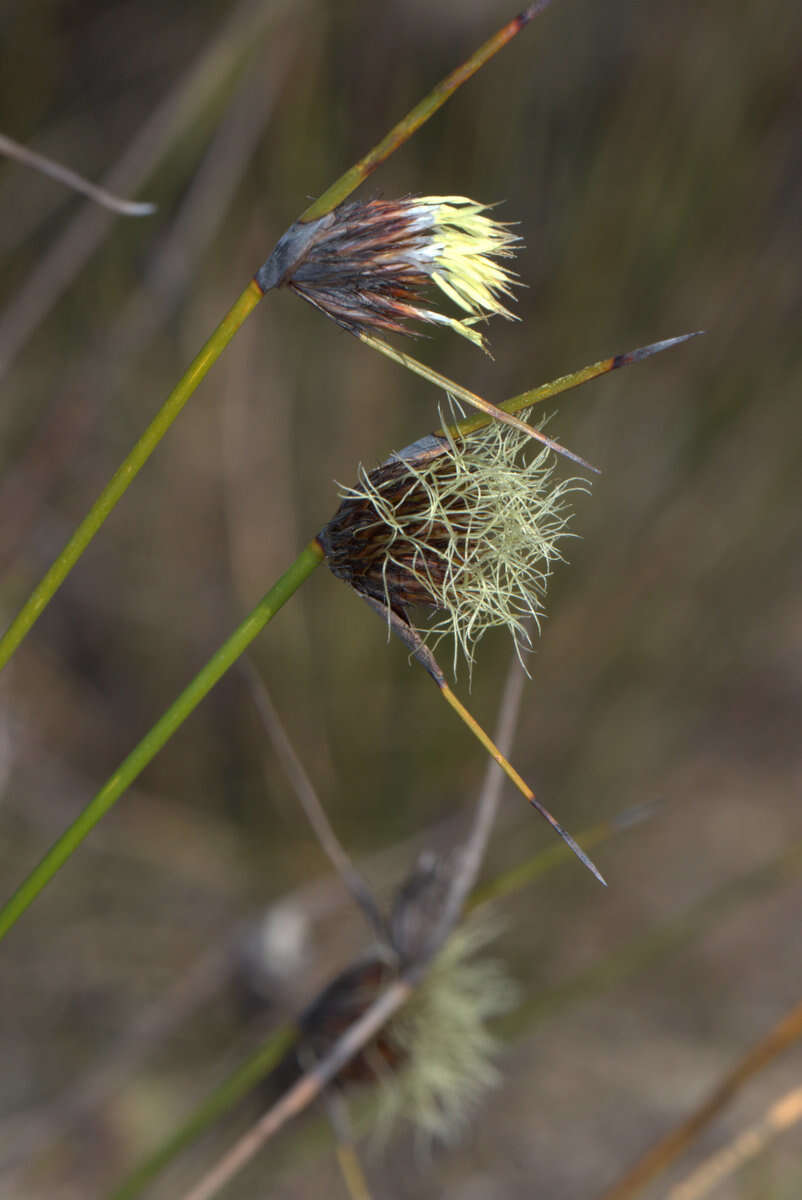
xmin=372 ymin=915 xmax=518 ymax=1147
xmin=258 ymin=196 xmax=520 ymax=352
xmin=320 ymin=413 xmax=587 ymax=676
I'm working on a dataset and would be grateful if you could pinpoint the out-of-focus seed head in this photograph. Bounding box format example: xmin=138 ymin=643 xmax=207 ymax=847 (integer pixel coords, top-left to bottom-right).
xmin=373 ymin=914 xmax=519 ymax=1147
xmin=257 ymin=196 xmax=520 ymax=352
xmin=319 ymin=413 xmax=587 ymax=677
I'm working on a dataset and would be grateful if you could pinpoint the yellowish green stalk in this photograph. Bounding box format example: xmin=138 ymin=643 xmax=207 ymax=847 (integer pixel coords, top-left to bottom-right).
xmin=359 ymin=332 xmax=599 ymax=473
xmin=440 ymin=683 xmax=606 ymax=886
xmin=300 ymin=5 xmax=550 ymax=222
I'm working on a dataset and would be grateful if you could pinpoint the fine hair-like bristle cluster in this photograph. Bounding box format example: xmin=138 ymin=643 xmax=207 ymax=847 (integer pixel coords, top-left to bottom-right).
xmin=372 ymin=915 xmax=518 ymax=1147
xmin=261 ymin=196 xmax=520 ymax=352
xmin=320 ymin=412 xmax=587 ymax=676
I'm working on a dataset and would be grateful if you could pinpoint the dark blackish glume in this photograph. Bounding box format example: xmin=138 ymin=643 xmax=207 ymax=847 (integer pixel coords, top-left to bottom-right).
xmin=319 ymin=457 xmax=466 ymax=616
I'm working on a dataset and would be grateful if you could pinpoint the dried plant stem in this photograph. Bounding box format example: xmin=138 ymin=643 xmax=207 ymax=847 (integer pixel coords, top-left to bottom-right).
xmin=182 ymin=978 xmax=414 ymax=1200
xmin=0 ymin=0 xmax=298 ymax=374
xmin=599 ymin=994 xmax=802 ymax=1200
xmin=241 ymin=659 xmax=387 ymax=941
xmin=0 ymin=132 xmax=156 ymax=215
xmin=327 ymin=1092 xmax=373 ymax=1200
xmin=334 ymin=1141 xmax=373 ymax=1200
xmin=0 ymin=42 xmax=294 ymax=572
xmin=468 ymin=801 xmax=656 ymax=911
xmin=667 ymin=1085 xmax=802 ymax=1200
xmin=440 ymin=682 xmax=606 ymax=886
xmin=0 ymin=540 xmax=324 ymax=943
xmin=0 ymin=338 xmax=689 ymax=939
xmin=0 ymin=4 xmax=545 ymax=675
xmin=422 ymin=647 xmax=528 ymax=956
xmin=300 ymin=3 xmax=553 ymax=222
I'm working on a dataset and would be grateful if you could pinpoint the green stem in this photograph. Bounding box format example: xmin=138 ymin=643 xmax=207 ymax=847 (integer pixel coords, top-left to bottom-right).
xmin=0 ymin=540 xmax=324 ymax=943
xmin=110 ymin=1024 xmax=296 ymax=1200
xmin=300 ymin=5 xmax=547 ymax=222
xmin=359 ymin=333 xmax=598 ymax=473
xmin=0 ymin=280 xmax=263 ymax=673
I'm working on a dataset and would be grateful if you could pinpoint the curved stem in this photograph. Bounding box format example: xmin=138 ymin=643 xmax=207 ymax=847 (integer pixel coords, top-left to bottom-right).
xmin=0 ymin=540 xmax=324 ymax=943
xmin=0 ymin=280 xmax=263 ymax=673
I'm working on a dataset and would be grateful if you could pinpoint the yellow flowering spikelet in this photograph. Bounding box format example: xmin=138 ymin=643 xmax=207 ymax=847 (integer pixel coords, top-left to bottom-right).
xmin=257 ymin=195 xmax=520 ymax=352
xmin=320 ymin=412 xmax=588 ymax=676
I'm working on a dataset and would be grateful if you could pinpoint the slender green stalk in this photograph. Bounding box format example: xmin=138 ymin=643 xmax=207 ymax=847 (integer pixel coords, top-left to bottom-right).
xmin=0 ymin=540 xmax=323 ymax=943
xmin=300 ymin=3 xmax=551 ymax=222
xmin=0 ymin=280 xmax=263 ymax=673
xmin=466 ymin=333 xmax=704 ymax=437
xmin=110 ymin=1024 xmax=296 ymax=1200
xmin=0 ymin=5 xmax=547 ymax=676
xmin=364 ymin=331 xmax=703 ymax=451
xmin=359 ymin=332 xmax=598 ymax=472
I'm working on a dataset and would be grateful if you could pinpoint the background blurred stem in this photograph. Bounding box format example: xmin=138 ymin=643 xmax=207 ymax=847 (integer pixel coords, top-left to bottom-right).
xmin=599 ymin=993 xmax=802 ymax=1200
xmin=0 ymin=540 xmax=324 ymax=942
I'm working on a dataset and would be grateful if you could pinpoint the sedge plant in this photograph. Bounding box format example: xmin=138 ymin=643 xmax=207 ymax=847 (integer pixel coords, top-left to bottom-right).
xmin=0 ymin=3 xmax=555 ymax=674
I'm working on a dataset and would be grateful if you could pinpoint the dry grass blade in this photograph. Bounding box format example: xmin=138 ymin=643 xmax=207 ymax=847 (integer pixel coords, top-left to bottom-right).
xmin=667 ymin=1085 xmax=802 ymax=1200
xmin=0 ymin=45 xmax=293 ymax=573
xmin=241 ymin=657 xmax=387 ymax=942
xmin=179 ymin=978 xmax=414 ymax=1200
xmin=0 ymin=132 xmax=156 ymax=215
xmin=599 ymin=995 xmax=802 ymax=1200
xmin=0 ymin=0 xmax=297 ymax=377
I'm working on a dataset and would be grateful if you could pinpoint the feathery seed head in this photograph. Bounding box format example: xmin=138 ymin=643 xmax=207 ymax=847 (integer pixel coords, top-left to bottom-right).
xmin=373 ymin=915 xmax=519 ymax=1146
xmin=319 ymin=414 xmax=586 ymax=676
xmin=257 ymin=196 xmax=520 ymax=352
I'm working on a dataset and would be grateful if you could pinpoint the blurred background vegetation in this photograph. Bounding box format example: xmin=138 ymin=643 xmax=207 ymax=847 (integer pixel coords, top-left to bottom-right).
xmin=0 ymin=0 xmax=800 ymax=1196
